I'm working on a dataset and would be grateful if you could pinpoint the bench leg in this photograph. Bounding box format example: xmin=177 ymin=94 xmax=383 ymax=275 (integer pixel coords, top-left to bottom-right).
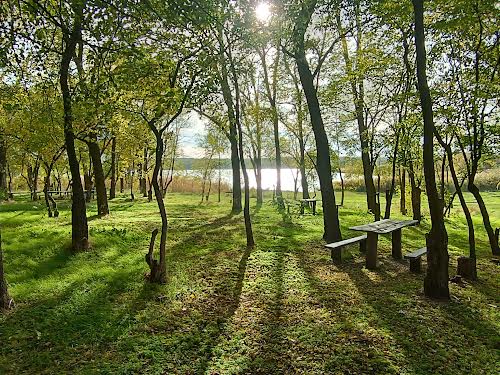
xmin=409 ymin=258 xmax=421 ymax=273
xmin=392 ymin=229 xmax=402 ymax=260
xmin=359 ymin=239 xmax=367 ymax=253
xmin=300 ymin=203 xmax=304 ymax=215
xmin=366 ymin=232 xmax=378 ymax=270
xmin=312 ymin=201 xmax=316 ymax=215
xmin=331 ymin=247 xmax=342 ymax=264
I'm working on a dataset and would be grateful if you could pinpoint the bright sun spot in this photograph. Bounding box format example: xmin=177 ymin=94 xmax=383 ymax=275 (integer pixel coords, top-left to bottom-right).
xmin=255 ymin=2 xmax=271 ymax=23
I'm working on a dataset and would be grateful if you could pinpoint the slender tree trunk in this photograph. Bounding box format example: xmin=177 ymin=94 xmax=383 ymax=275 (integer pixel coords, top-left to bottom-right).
xmin=145 ymin=128 xmax=167 ymax=283
xmin=408 ymin=161 xmax=422 ymax=221
xmin=295 ymin=51 xmax=341 ymax=242
xmin=60 ymin=6 xmax=88 ymax=252
xmin=0 ymin=137 xmax=7 ymax=199
xmin=400 ymin=167 xmax=407 ymax=215
xmin=218 ymin=152 xmax=221 ymax=203
xmin=142 ymin=147 xmax=148 ymax=197
xmin=109 ymin=137 xmax=116 ymax=199
xmin=339 ymin=167 xmax=345 ymax=206
xmin=439 ymin=142 xmax=476 ymax=279
xmin=255 ymin=157 xmax=263 ymax=205
xmin=0 ymin=228 xmax=12 ymax=311
xmin=299 ymin=138 xmax=310 ymax=199
xmin=468 ymin=182 xmax=499 ymax=256
xmin=237 ymin=112 xmax=254 ymax=247
xmin=384 ymin=130 xmax=400 ymax=218
xmin=88 ymin=139 xmax=109 ymax=216
xmin=413 ymin=0 xmax=449 ymax=299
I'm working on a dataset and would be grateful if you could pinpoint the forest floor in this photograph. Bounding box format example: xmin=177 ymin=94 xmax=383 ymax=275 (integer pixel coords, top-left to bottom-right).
xmin=0 ymin=191 xmax=499 ymax=374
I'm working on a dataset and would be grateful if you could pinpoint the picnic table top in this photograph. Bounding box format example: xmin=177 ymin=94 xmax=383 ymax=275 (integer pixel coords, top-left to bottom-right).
xmin=301 ymin=198 xmax=317 ymax=202
xmin=350 ymin=219 xmax=418 ymax=234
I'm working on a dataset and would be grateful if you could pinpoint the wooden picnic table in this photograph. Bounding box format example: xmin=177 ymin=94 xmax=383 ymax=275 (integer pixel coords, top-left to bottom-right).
xmin=350 ymin=219 xmax=418 ymax=270
xmin=300 ymin=198 xmax=317 ymax=215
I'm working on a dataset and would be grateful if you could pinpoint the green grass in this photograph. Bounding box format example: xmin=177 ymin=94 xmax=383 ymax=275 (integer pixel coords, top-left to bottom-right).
xmin=0 ymin=190 xmax=499 ymax=374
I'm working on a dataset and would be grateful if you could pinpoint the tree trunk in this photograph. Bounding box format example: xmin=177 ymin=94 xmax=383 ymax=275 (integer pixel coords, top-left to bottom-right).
xmin=384 ymin=130 xmax=400 ymax=218
xmin=60 ymin=6 xmax=88 ymax=252
xmin=88 ymin=139 xmax=109 ymax=216
xmin=145 ymin=126 xmax=168 ymax=283
xmin=0 ymin=228 xmax=13 ymax=311
xmin=408 ymin=161 xmax=422 ymax=221
xmin=295 ymin=51 xmax=341 ymax=242
xmin=400 ymin=167 xmax=407 ymax=215
xmin=468 ymin=182 xmax=500 ymax=256
xmin=43 ymin=164 xmax=58 ymax=218
xmin=413 ymin=0 xmax=449 ymax=300
xmin=299 ymin=138 xmax=310 ymax=200
xmin=0 ymin=138 xmax=7 ymax=200
xmin=142 ymin=147 xmax=148 ymax=197
xmin=109 ymin=137 xmax=116 ymax=199
xmin=237 ymin=111 xmax=255 ymax=248
xmin=120 ymin=177 xmax=124 ymax=193
xmin=441 ymin=143 xmax=476 ymax=279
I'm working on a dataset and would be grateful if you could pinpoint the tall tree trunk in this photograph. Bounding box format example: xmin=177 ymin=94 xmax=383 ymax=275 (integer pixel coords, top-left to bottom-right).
xmin=299 ymin=137 xmax=310 ymax=199
xmin=255 ymin=157 xmax=263 ymax=205
xmin=295 ymin=51 xmax=341 ymax=242
xmin=236 ymin=109 xmax=255 ymax=248
xmin=142 ymin=147 xmax=148 ymax=197
xmin=60 ymin=5 xmax=88 ymax=252
xmin=0 ymin=228 xmax=12 ymax=311
xmin=109 ymin=137 xmax=116 ymax=199
xmin=413 ymin=0 xmax=449 ymax=299
xmin=437 ymin=139 xmax=476 ymax=279
xmin=218 ymin=152 xmax=221 ymax=203
xmin=400 ymin=167 xmax=407 ymax=215
xmin=0 ymin=137 xmax=7 ymax=199
xmin=384 ymin=129 xmax=400 ymax=218
xmin=408 ymin=161 xmax=422 ymax=221
xmin=337 ymin=8 xmax=380 ymax=220
xmin=88 ymin=139 xmax=109 ymax=216
xmin=468 ymin=182 xmax=499 ymax=256
xmin=145 ymin=126 xmax=167 ymax=283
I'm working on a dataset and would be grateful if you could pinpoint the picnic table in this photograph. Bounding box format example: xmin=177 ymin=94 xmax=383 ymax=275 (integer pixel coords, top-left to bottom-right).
xmin=350 ymin=219 xmax=418 ymax=270
xmin=300 ymin=198 xmax=317 ymax=215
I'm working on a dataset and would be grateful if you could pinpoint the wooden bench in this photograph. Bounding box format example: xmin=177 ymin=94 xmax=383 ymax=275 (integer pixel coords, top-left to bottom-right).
xmin=404 ymin=247 xmax=427 ymax=273
xmin=325 ymin=235 xmax=367 ymax=264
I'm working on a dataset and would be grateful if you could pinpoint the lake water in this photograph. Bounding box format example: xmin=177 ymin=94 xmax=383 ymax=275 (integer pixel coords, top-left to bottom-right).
xmin=175 ymin=168 xmax=340 ymax=192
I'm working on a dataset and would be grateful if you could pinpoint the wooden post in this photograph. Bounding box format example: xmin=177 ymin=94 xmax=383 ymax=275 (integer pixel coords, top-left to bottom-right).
xmin=392 ymin=229 xmax=402 ymax=260
xmin=312 ymin=200 xmax=316 ymax=215
xmin=366 ymin=232 xmax=378 ymax=270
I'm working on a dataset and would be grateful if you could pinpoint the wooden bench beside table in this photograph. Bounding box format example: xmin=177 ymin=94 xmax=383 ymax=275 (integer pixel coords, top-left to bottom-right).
xmin=325 ymin=235 xmax=367 ymax=264
xmin=404 ymin=247 xmax=427 ymax=273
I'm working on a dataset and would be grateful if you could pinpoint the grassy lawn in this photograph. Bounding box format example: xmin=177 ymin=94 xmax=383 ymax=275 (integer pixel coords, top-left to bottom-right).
xmin=0 ymin=190 xmax=499 ymax=374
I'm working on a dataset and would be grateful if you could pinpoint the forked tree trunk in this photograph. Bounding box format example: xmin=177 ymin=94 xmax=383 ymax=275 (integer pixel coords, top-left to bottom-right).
xmin=0 ymin=228 xmax=13 ymax=311
xmin=88 ymin=139 xmax=109 ymax=216
xmin=413 ymin=0 xmax=449 ymax=300
xmin=295 ymin=51 xmax=341 ymax=242
xmin=60 ymin=5 xmax=88 ymax=252
xmin=109 ymin=137 xmax=116 ymax=199
xmin=299 ymin=138 xmax=310 ymax=200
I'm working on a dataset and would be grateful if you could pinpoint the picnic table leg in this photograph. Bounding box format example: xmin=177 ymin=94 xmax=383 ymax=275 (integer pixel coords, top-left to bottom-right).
xmin=366 ymin=232 xmax=378 ymax=270
xmin=391 ymin=229 xmax=402 ymax=260
xmin=312 ymin=201 xmax=316 ymax=215
xmin=300 ymin=202 xmax=304 ymax=215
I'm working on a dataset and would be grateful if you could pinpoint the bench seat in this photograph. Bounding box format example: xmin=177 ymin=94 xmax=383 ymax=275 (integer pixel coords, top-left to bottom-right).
xmin=404 ymin=247 xmax=427 ymax=272
xmin=325 ymin=235 xmax=367 ymax=264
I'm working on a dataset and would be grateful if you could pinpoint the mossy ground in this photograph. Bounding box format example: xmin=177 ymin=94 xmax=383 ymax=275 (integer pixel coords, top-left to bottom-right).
xmin=0 ymin=191 xmax=499 ymax=374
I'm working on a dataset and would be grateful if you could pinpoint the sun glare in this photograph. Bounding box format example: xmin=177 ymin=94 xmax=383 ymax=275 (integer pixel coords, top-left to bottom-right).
xmin=255 ymin=2 xmax=271 ymax=23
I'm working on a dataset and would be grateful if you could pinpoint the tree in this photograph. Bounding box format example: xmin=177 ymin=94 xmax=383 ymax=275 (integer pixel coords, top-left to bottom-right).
xmin=285 ymin=0 xmax=342 ymax=242
xmin=412 ymin=0 xmax=449 ymax=300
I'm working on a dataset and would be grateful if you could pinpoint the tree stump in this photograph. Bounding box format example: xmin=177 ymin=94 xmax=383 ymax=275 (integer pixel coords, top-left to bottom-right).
xmin=457 ymin=256 xmax=477 ymax=280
